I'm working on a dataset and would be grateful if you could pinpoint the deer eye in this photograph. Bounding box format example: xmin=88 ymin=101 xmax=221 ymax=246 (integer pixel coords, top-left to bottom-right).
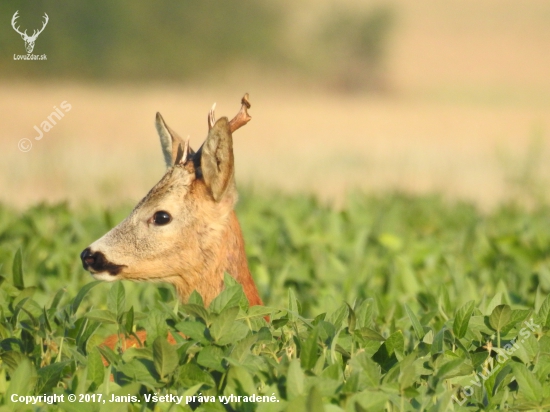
xmin=152 ymin=211 xmax=172 ymax=226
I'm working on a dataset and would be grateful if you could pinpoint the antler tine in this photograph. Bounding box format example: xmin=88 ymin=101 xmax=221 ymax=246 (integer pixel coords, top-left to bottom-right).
xmin=208 ymin=103 xmax=216 ymax=131
xmin=228 ymin=93 xmax=251 ymax=133
xmin=11 ymin=11 xmax=27 ymax=36
xmin=31 ymin=13 xmax=48 ymax=39
xmin=38 ymin=13 xmax=49 ymax=35
xmin=11 ymin=10 xmax=19 ymax=26
xmin=183 ymin=135 xmax=190 ymax=161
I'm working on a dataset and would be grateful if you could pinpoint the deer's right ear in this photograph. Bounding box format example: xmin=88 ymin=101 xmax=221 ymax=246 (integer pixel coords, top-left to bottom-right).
xmin=156 ymin=113 xmax=189 ymax=168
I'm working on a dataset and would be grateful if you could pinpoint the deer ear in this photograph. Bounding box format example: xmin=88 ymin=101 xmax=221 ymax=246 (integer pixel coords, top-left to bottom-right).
xmin=201 ymin=117 xmax=235 ymax=202
xmin=156 ymin=112 xmax=188 ymax=168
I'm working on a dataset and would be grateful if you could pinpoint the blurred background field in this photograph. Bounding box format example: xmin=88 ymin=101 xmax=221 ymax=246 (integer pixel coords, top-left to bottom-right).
xmin=0 ymin=0 xmax=549 ymax=209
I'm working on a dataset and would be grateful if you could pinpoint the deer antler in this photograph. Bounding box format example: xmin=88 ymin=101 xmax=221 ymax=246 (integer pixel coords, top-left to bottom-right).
xmin=229 ymin=93 xmax=251 ymax=133
xmin=208 ymin=103 xmax=217 ymax=131
xmin=207 ymin=94 xmax=251 ymax=133
xmin=11 ymin=11 xmax=48 ymax=41
xmin=30 ymin=13 xmax=49 ymax=40
xmin=11 ymin=11 xmax=27 ymax=37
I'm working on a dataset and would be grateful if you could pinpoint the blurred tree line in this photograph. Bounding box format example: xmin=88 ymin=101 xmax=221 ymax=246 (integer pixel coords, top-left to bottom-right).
xmin=0 ymin=1 xmax=394 ymax=91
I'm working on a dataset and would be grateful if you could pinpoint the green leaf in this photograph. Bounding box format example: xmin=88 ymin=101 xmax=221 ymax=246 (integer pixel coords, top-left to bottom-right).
xmin=84 ymin=309 xmax=117 ymax=324
xmin=349 ymin=391 xmax=389 ymax=411
xmin=385 ymin=330 xmax=404 ymax=360
xmin=1 ymin=351 xmax=28 ymax=373
xmin=142 ymin=310 xmax=168 ymax=344
xmin=108 ymin=281 xmax=126 ymax=318
xmin=223 ymin=272 xmax=239 ymax=287
xmin=13 ymin=289 xmax=36 ymax=313
xmin=6 ymin=357 xmax=36 ymax=403
xmin=434 ymin=358 xmax=465 ymax=380
xmin=453 ymin=300 xmax=476 ymax=339
xmin=399 ymin=363 xmax=417 ymax=391
xmin=513 ymin=333 xmax=539 ymax=364
xmin=229 ymin=333 xmax=259 ymax=364
xmin=493 ymin=364 xmax=512 ymax=396
xmin=176 ymin=321 xmax=210 ymax=345
xmin=343 ymin=370 xmax=361 ymax=393
xmin=197 ymin=345 xmax=225 ymax=372
xmin=117 ymin=359 xmax=158 ymax=385
xmin=485 ymin=293 xmax=503 ymax=316
xmin=511 ymin=362 xmax=542 ymax=402
xmin=352 ymin=351 xmax=381 ymax=387
xmin=87 ymin=347 xmax=105 ymax=388
xmin=347 ymin=303 xmax=357 ymax=332
xmin=125 ymin=306 xmax=134 ymax=334
xmin=178 ymin=363 xmax=215 ymax=388
xmin=306 ymin=385 xmax=325 ymax=412
xmin=71 ymin=281 xmax=102 ymax=315
xmin=12 ymin=248 xmax=24 ymax=290
xmin=210 ymin=306 xmax=249 ymax=345
xmin=359 ymin=328 xmax=385 ymax=341
xmin=49 ymin=288 xmax=66 ymax=309
xmin=501 ymin=309 xmax=532 ymax=334
xmin=538 ymin=294 xmax=550 ymax=327
xmin=489 ymin=304 xmax=512 ymax=332
xmin=216 ymin=322 xmax=249 ymax=347
xmin=237 ymin=305 xmax=273 ymax=320
xmin=42 ymin=306 xmax=52 ymax=333
xmin=404 ymin=304 xmax=425 ymax=339
xmin=153 ymin=336 xmax=178 ymax=380
xmin=431 ymin=328 xmax=445 ymax=355
xmin=287 ymin=359 xmax=304 ymax=400
xmin=355 ymin=298 xmax=375 ymax=329
xmin=226 ymin=365 xmax=256 ymax=395
xmin=328 ymin=303 xmax=349 ymax=330
xmin=209 ymin=285 xmax=244 ymax=314
xmin=181 ymin=304 xmax=210 ymax=324
xmin=96 ymin=346 xmax=118 ymax=366
xmin=36 ymin=361 xmax=70 ymax=393
xmin=188 ymin=290 xmax=204 ymax=306
xmin=300 ymin=327 xmax=319 ymax=370
xmin=120 ymin=346 xmax=153 ymax=363
xmin=288 ymin=288 xmax=300 ymax=321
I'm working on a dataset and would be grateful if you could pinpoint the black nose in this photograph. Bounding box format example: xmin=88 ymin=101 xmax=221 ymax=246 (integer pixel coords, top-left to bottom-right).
xmin=80 ymin=247 xmax=126 ymax=275
xmin=80 ymin=247 xmax=97 ymax=269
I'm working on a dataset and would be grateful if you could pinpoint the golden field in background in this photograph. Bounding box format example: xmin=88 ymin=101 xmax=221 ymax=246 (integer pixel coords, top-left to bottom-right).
xmin=1 ymin=0 xmax=550 ymax=209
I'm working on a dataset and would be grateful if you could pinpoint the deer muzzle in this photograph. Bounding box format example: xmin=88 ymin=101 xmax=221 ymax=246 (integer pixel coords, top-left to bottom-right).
xmin=80 ymin=247 xmax=126 ymax=276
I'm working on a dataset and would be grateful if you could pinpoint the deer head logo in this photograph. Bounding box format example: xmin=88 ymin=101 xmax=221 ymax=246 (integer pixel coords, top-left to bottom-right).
xmin=11 ymin=11 xmax=49 ymax=54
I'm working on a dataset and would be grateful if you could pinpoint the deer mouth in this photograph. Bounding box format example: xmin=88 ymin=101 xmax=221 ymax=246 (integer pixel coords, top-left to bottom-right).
xmin=80 ymin=247 xmax=127 ymax=276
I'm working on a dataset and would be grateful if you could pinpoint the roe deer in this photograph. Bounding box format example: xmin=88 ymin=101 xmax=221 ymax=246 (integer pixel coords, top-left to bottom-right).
xmin=81 ymin=95 xmax=262 ymax=345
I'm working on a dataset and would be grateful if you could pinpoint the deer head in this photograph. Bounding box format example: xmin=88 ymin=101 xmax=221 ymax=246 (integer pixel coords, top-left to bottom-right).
xmin=12 ymin=11 xmax=49 ymax=54
xmin=81 ymin=95 xmax=262 ymax=306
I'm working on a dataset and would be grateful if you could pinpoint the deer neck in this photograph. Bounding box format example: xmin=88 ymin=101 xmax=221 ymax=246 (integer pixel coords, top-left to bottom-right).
xmin=171 ymin=210 xmax=262 ymax=307
xmin=220 ymin=211 xmax=263 ymax=306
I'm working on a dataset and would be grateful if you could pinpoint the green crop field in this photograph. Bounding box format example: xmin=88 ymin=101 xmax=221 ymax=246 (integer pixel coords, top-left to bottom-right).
xmin=1 ymin=192 xmax=550 ymax=411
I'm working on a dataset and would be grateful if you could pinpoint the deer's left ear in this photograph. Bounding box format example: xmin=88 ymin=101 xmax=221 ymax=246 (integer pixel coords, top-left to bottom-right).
xmin=201 ymin=117 xmax=235 ymax=202
xmin=155 ymin=113 xmax=190 ymax=168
